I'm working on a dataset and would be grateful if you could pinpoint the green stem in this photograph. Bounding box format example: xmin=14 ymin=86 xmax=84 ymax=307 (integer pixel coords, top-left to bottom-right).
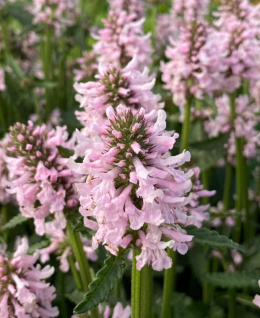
xmin=140 ymin=266 xmax=152 ymax=318
xmin=68 ymin=255 xmax=83 ymax=291
xmin=66 ymin=223 xmax=99 ymax=318
xmin=223 ymin=163 xmax=232 ymax=211
xmin=161 ymin=249 xmax=176 ymax=318
xmin=67 ymin=223 xmax=92 ymax=290
xmin=57 ymin=270 xmax=69 ymax=318
xmin=242 ymin=154 xmax=249 ymax=239
xmin=202 ymin=169 xmax=209 ymax=205
xmin=1 ymin=20 xmax=10 ymax=57
xmin=229 ymin=93 xmax=243 ymax=243
xmin=228 ymin=289 xmax=236 ymax=318
xmin=203 ymin=246 xmax=210 ymax=305
xmin=180 ymin=98 xmax=192 ymax=152
xmin=131 ymin=248 xmax=141 ymax=318
xmin=33 ymin=91 xmax=42 ymax=125
xmin=43 ymin=24 xmax=52 ymax=119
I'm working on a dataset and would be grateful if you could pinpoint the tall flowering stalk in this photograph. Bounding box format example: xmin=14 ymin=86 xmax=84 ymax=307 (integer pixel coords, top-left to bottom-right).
xmin=93 ymin=10 xmax=152 ymax=69
xmin=69 ymin=104 xmax=197 ymax=315
xmin=0 ymin=237 xmax=59 ymax=318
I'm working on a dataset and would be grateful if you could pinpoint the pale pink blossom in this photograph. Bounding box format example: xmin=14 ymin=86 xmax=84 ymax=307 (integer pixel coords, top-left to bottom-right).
xmin=108 ymin=0 xmax=145 ymax=20
xmin=27 ymin=0 xmax=79 ymax=35
xmin=74 ymin=51 xmax=97 ymax=82
xmin=0 ymin=237 xmax=58 ymax=318
xmin=69 ymin=106 xmax=194 ymax=270
xmin=0 ymin=135 xmax=14 ymax=204
xmin=212 ymin=0 xmax=260 ymax=92
xmin=186 ymin=167 xmax=216 ymax=227
xmin=161 ymin=20 xmax=214 ymax=108
xmin=5 ymin=121 xmax=79 ymax=235
xmin=103 ymin=302 xmax=131 ymax=318
xmin=74 ymin=57 xmax=163 ymax=137
xmin=93 ymin=10 xmax=152 ymax=69
xmin=204 ymin=94 xmax=260 ymax=164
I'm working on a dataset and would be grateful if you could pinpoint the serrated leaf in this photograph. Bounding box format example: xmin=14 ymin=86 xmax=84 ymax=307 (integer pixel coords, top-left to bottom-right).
xmin=186 ymin=226 xmax=244 ymax=252
xmin=3 ymin=214 xmax=27 ymax=230
xmin=66 ymin=290 xmax=85 ymax=305
xmin=57 ymin=146 xmax=74 ymax=158
xmin=28 ymin=240 xmax=50 ymax=255
xmin=74 ymin=254 xmax=126 ymax=314
xmin=205 ymin=271 xmax=260 ymax=288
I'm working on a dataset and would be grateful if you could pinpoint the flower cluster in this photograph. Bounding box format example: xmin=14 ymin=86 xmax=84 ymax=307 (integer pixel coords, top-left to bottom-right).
xmin=204 ymin=94 xmax=260 ymax=163
xmin=212 ymin=0 xmax=260 ymax=92
xmin=93 ymin=10 xmax=152 ymax=69
xmin=0 ymin=237 xmax=58 ymax=318
xmin=38 ymin=222 xmax=97 ymax=272
xmin=161 ymin=19 xmax=210 ymax=108
xmin=74 ymin=57 xmax=162 ymax=136
xmin=0 ymin=135 xmax=13 ymax=204
xmin=5 ymin=121 xmax=79 ymax=235
xmin=28 ymin=0 xmax=79 ymax=35
xmin=108 ymin=0 xmax=145 ymax=20
xmin=186 ymin=167 xmax=215 ymax=227
xmin=171 ymin=0 xmax=210 ymax=25
xmin=73 ymin=51 xmax=97 ymax=82
xmin=70 ymin=105 xmax=194 ymax=271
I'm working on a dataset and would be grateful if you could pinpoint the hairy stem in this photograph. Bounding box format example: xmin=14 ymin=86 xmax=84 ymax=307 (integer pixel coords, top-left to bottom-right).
xmin=161 ymin=249 xmax=176 ymax=318
xmin=67 ymin=222 xmax=99 ymax=318
xmin=131 ymin=248 xmax=141 ymax=318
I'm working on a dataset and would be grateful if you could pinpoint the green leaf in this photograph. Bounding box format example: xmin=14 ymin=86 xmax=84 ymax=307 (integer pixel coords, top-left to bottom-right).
xmin=189 ymin=134 xmax=229 ymax=171
xmin=74 ymin=254 xmax=126 ymax=314
xmin=205 ymin=271 xmax=260 ymax=288
xmin=66 ymin=290 xmax=85 ymax=305
xmin=3 ymin=214 xmax=27 ymax=230
xmin=3 ymin=3 xmax=33 ymax=26
xmin=28 ymin=240 xmax=50 ymax=255
xmin=57 ymin=146 xmax=74 ymax=158
xmin=32 ymin=79 xmax=57 ymax=89
xmin=186 ymin=226 xmax=244 ymax=252
xmin=6 ymin=56 xmax=24 ymax=80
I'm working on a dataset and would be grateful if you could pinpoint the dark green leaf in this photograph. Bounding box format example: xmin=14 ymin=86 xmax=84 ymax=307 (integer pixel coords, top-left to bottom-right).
xmin=3 ymin=3 xmax=33 ymax=25
xmin=74 ymin=254 xmax=126 ymax=314
xmin=186 ymin=226 xmax=244 ymax=252
xmin=189 ymin=134 xmax=229 ymax=171
xmin=57 ymin=146 xmax=74 ymax=158
xmin=205 ymin=270 xmax=260 ymax=288
xmin=3 ymin=214 xmax=27 ymax=230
